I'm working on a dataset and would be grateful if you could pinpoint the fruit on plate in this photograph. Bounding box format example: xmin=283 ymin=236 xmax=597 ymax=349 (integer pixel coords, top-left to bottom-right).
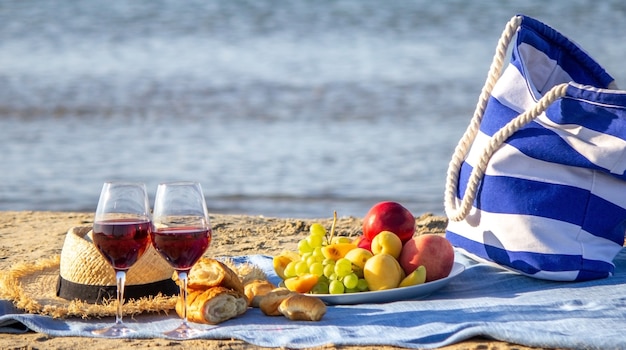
xmin=362 ymin=201 xmax=416 ymax=243
xmin=399 ymin=234 xmax=454 ymax=282
xmin=321 ymin=242 xmax=357 ymax=260
xmin=331 ymin=236 xmax=353 ymax=244
xmin=370 ymin=230 xmax=403 ymax=259
xmin=272 ymin=209 xmax=456 ymax=296
xmin=363 ymin=253 xmax=404 ymax=291
xmin=355 ymin=235 xmax=372 ymax=251
xmin=398 ymin=265 xmax=426 ymax=288
xmin=274 ymin=212 xmax=368 ymax=295
xmin=284 ymin=273 xmax=319 ymax=293
xmin=343 ymin=247 xmax=373 ymax=278
xmin=273 ymin=250 xmax=301 ymax=280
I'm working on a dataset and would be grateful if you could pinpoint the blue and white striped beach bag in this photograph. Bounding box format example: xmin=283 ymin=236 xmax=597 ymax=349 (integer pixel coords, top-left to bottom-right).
xmin=444 ymin=15 xmax=626 ymax=281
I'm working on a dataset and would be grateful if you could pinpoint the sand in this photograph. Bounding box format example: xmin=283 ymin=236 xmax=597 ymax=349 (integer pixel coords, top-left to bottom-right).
xmin=0 ymin=211 xmax=556 ymax=350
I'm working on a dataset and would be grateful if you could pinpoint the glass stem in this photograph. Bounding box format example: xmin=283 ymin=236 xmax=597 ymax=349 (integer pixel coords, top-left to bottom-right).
xmin=178 ymin=271 xmax=189 ymax=324
xmin=115 ymin=270 xmax=126 ymax=326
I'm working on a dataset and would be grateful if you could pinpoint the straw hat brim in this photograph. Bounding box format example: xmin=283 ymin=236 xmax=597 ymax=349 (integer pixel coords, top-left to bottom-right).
xmin=0 ymin=255 xmax=177 ymax=319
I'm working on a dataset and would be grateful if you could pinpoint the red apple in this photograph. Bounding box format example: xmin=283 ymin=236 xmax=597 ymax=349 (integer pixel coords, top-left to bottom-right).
xmin=362 ymin=201 xmax=415 ymax=243
xmin=399 ymin=234 xmax=454 ymax=282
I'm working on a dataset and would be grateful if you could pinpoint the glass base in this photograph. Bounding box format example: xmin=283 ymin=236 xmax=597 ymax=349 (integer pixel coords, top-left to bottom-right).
xmin=92 ymin=322 xmax=136 ymax=337
xmin=163 ymin=321 xmax=203 ymax=339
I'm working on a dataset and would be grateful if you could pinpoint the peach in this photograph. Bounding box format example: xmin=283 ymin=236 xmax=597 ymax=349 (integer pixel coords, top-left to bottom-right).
xmin=344 ymin=248 xmax=373 ymax=278
xmin=399 ymin=234 xmax=454 ymax=282
xmin=371 ymin=231 xmax=403 ymax=259
xmin=363 ymin=253 xmax=403 ymax=291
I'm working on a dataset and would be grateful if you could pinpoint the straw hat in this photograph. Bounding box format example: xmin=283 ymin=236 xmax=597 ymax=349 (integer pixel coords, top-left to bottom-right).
xmin=0 ymin=226 xmax=179 ymax=318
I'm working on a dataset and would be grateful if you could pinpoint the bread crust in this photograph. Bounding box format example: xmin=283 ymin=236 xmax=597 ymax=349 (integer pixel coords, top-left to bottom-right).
xmin=244 ymin=279 xmax=277 ymax=307
xmin=184 ymin=258 xmax=244 ymax=295
xmin=259 ymin=288 xmax=294 ymax=316
xmin=176 ymin=286 xmax=247 ymax=325
xmin=278 ymin=293 xmax=327 ymax=321
xmin=176 ymin=258 xmax=326 ymax=323
xmin=173 ymin=259 xmax=250 ymax=324
xmin=258 ymin=288 xmax=327 ymax=321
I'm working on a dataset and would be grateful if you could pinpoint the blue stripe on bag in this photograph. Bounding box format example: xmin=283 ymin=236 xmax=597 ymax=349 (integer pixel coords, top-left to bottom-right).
xmin=480 ymin=101 xmax=600 ymax=170
xmin=507 ymin=123 xmax=602 ymax=171
xmin=458 ymin=163 xmax=584 ymax=221
xmin=446 ymin=232 xmax=613 ymax=280
xmin=480 ymin=96 xmax=626 ymax=178
xmin=516 ymin=16 xmax=613 ymax=88
xmin=479 ymin=96 xmax=626 ymax=143
xmin=552 ymin=92 xmax=626 ymax=141
xmin=457 ymin=162 xmax=626 ymax=246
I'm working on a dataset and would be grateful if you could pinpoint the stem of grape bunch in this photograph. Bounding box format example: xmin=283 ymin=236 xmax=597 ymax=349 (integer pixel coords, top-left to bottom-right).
xmin=327 ymin=211 xmax=338 ymax=246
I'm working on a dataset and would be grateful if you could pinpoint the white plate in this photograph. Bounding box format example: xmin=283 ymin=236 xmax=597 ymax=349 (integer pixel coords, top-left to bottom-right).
xmin=310 ymin=262 xmax=465 ymax=305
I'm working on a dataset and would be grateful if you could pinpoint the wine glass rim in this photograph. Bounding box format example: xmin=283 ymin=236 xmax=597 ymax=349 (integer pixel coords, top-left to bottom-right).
xmin=103 ymin=181 xmax=147 ymax=186
xmin=157 ymin=181 xmax=201 ymax=186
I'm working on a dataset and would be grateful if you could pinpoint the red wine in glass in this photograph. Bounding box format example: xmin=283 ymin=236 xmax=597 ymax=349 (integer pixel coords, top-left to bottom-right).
xmin=92 ymin=218 xmax=151 ymax=270
xmin=151 ymin=181 xmax=211 ymax=338
xmin=90 ymin=181 xmax=151 ymax=338
xmin=151 ymin=227 xmax=212 ymax=271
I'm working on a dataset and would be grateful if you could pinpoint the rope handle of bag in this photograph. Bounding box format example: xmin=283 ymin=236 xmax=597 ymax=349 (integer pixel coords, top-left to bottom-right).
xmin=444 ymin=15 xmax=569 ymax=222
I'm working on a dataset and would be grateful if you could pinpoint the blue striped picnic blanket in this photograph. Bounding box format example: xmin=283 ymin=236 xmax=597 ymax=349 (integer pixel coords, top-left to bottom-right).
xmin=2 ymin=251 xmax=626 ymax=349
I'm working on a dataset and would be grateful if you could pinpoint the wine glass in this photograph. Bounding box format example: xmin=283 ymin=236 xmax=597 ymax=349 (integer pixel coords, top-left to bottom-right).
xmin=150 ymin=181 xmax=212 ymax=338
xmin=91 ymin=181 xmax=152 ymax=337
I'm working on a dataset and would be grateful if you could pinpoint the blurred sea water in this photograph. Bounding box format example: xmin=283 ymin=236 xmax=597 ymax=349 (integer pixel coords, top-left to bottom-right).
xmin=1 ymin=0 xmax=625 ymax=218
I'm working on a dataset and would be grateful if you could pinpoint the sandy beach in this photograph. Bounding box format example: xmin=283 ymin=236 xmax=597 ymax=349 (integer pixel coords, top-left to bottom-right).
xmin=0 ymin=211 xmax=558 ymax=350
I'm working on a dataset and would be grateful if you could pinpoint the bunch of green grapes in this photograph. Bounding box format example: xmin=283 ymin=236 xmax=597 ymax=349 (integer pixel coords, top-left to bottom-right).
xmin=315 ymin=255 xmax=368 ymax=294
xmin=282 ymin=222 xmax=368 ymax=294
